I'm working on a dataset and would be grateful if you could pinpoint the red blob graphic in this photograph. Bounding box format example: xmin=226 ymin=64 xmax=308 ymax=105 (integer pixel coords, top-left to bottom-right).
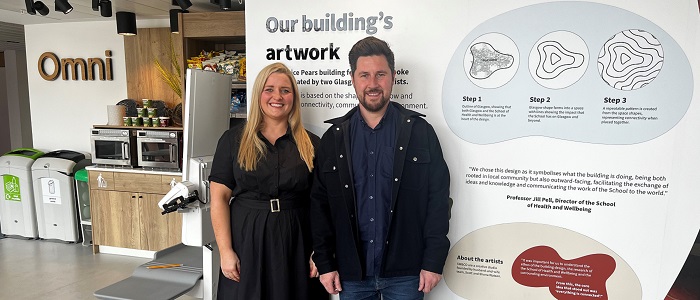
xmin=511 ymin=245 xmax=616 ymax=299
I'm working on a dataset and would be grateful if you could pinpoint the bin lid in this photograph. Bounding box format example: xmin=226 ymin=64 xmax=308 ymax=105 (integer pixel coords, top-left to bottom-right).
xmin=40 ymin=150 xmax=86 ymax=163
xmin=3 ymin=148 xmax=44 ymax=160
xmin=75 ymin=169 xmax=88 ymax=182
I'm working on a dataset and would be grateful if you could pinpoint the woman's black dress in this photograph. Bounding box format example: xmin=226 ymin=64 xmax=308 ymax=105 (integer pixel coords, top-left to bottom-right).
xmin=209 ymin=125 xmax=327 ymax=300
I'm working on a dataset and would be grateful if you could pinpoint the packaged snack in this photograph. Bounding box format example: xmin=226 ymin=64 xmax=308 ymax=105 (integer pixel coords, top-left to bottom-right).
xmin=238 ymin=57 xmax=246 ymax=82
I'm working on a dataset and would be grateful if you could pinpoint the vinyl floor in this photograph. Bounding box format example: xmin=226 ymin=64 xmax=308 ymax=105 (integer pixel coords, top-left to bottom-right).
xmin=2 ymin=234 xmax=699 ymax=299
xmin=0 ymin=236 xmax=195 ymax=300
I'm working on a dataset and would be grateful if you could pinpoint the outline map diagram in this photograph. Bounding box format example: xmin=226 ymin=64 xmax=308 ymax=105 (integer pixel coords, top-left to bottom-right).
xmin=469 ymin=42 xmax=514 ymax=80
xmin=442 ymin=2 xmax=692 ymax=145
xmin=464 ymin=32 xmax=519 ymax=89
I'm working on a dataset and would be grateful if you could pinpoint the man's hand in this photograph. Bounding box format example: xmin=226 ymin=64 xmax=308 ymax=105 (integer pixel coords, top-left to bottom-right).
xmin=319 ymin=271 xmax=343 ymax=294
xmin=418 ymin=269 xmax=442 ymax=293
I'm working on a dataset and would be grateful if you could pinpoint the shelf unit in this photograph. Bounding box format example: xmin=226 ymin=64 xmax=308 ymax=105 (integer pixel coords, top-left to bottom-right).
xmin=178 ymin=11 xmax=247 ymax=123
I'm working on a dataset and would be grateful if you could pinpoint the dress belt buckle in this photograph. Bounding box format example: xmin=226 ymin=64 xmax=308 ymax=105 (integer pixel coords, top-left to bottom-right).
xmin=270 ymin=198 xmax=280 ymax=212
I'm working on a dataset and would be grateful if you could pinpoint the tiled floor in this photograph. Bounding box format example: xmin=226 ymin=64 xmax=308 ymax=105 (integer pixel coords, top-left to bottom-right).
xmin=0 ymin=236 xmax=194 ymax=299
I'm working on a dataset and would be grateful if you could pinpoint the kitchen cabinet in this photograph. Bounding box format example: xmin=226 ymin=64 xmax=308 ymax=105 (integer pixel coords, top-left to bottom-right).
xmin=88 ymin=169 xmax=182 ymax=253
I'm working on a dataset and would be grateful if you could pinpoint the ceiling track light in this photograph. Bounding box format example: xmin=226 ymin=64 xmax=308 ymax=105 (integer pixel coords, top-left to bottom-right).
xmin=209 ymin=0 xmax=244 ymax=11
xmin=169 ymin=9 xmax=188 ymax=34
xmin=174 ymin=0 xmax=192 ymax=10
xmin=116 ymin=11 xmax=137 ymax=36
xmin=55 ymin=0 xmax=73 ymax=14
xmin=100 ymin=1 xmax=112 ymax=17
xmin=92 ymin=0 xmax=112 ymax=17
xmin=25 ymin=0 xmax=49 ymax=16
xmin=219 ymin=0 xmax=231 ymax=10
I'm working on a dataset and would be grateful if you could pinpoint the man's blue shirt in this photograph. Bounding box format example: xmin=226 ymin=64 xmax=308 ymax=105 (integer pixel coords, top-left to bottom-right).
xmin=349 ymin=104 xmax=397 ymax=276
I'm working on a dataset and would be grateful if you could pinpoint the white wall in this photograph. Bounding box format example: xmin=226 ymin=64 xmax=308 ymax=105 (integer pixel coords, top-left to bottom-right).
xmin=24 ymin=21 xmax=128 ymax=153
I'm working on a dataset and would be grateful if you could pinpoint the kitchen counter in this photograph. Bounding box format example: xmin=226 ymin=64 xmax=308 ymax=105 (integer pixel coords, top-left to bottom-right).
xmin=86 ymin=165 xmax=182 ymax=177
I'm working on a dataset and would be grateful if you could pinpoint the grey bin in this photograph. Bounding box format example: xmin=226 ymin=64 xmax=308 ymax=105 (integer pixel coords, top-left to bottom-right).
xmin=31 ymin=150 xmax=91 ymax=242
xmin=1 ymin=148 xmax=44 ymax=239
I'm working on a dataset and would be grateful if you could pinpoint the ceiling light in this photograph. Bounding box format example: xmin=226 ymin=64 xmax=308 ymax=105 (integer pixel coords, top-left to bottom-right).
xmin=99 ymin=0 xmax=112 ymax=17
xmin=116 ymin=11 xmax=137 ymax=36
xmin=210 ymin=0 xmax=244 ymax=11
xmin=25 ymin=0 xmax=49 ymax=16
xmin=169 ymin=9 xmax=188 ymax=34
xmin=174 ymin=0 xmax=192 ymax=10
xmin=55 ymin=0 xmax=73 ymax=14
xmin=219 ymin=0 xmax=232 ymax=10
xmin=91 ymin=0 xmax=111 ymax=17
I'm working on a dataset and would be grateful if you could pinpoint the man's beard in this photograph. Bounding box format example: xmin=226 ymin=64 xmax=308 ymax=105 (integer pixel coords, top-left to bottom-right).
xmin=358 ymin=89 xmax=390 ymax=112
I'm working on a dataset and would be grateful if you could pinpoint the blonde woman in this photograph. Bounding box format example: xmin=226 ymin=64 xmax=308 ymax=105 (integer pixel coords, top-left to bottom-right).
xmin=209 ymin=62 xmax=326 ymax=299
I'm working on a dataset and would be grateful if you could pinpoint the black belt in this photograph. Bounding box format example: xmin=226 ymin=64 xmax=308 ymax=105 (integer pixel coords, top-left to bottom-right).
xmin=235 ymin=196 xmax=306 ymax=212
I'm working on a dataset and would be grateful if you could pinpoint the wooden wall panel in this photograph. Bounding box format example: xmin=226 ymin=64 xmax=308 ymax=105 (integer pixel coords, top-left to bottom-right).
xmin=181 ymin=11 xmax=245 ymax=38
xmin=123 ymin=28 xmax=183 ymax=109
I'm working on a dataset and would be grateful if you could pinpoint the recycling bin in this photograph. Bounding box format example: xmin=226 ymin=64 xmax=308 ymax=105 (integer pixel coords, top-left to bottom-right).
xmin=1 ymin=148 xmax=44 ymax=238
xmin=31 ymin=150 xmax=91 ymax=242
xmin=74 ymin=168 xmax=92 ymax=246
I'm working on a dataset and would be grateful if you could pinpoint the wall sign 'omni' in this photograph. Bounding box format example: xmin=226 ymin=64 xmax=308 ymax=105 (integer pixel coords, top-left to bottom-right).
xmin=38 ymin=50 xmax=113 ymax=81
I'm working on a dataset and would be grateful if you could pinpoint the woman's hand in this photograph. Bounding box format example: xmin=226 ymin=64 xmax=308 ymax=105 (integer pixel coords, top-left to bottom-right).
xmin=309 ymin=255 xmax=319 ymax=278
xmin=221 ymin=250 xmax=241 ymax=282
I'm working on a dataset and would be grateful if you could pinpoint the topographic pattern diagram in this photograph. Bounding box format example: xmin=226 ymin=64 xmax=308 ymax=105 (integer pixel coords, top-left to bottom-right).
xmin=469 ymin=42 xmax=514 ymax=79
xmin=598 ymin=29 xmax=664 ymax=90
xmin=534 ymin=41 xmax=585 ymax=79
xmin=529 ymin=31 xmax=588 ymax=89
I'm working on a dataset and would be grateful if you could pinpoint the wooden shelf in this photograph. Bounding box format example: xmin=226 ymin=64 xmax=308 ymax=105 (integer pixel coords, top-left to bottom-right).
xmin=232 ymin=82 xmax=246 ymax=89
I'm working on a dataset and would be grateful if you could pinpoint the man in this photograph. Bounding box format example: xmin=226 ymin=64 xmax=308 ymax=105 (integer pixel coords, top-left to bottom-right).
xmin=310 ymin=36 xmax=451 ymax=299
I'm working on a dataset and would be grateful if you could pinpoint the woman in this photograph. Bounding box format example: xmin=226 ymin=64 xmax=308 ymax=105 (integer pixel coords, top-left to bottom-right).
xmin=209 ymin=62 xmax=326 ymax=299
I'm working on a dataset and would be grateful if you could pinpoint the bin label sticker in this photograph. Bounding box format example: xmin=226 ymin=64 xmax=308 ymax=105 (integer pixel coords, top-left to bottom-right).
xmin=41 ymin=177 xmax=61 ymax=205
xmin=3 ymin=175 xmax=21 ymax=201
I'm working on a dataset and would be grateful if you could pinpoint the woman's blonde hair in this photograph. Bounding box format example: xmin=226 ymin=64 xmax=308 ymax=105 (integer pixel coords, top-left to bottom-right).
xmin=238 ymin=62 xmax=315 ymax=172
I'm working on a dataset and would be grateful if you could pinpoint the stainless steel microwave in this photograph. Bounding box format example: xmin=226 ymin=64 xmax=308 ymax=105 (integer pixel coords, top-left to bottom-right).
xmin=136 ymin=130 xmax=182 ymax=170
xmin=90 ymin=129 xmax=136 ymax=167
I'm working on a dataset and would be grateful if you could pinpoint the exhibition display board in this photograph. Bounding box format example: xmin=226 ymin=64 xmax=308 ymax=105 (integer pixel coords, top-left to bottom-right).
xmin=246 ymin=1 xmax=700 ymax=299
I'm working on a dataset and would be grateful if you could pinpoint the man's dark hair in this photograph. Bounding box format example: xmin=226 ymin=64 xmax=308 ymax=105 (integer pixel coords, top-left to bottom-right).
xmin=348 ymin=36 xmax=395 ymax=76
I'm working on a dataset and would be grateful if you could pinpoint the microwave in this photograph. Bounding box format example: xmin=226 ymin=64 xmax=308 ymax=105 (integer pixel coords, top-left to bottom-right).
xmin=90 ymin=129 xmax=136 ymax=167
xmin=136 ymin=130 xmax=182 ymax=170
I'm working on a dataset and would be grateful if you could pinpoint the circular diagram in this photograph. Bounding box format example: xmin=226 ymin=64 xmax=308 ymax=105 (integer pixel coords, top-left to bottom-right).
xmin=597 ymin=29 xmax=664 ymax=90
xmin=463 ymin=32 xmax=519 ymax=89
xmin=528 ymin=31 xmax=588 ymax=89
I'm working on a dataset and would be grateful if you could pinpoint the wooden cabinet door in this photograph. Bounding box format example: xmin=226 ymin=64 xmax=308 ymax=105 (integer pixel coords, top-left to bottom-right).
xmin=91 ymin=190 xmax=141 ymax=249
xmin=138 ymin=193 xmax=183 ymax=251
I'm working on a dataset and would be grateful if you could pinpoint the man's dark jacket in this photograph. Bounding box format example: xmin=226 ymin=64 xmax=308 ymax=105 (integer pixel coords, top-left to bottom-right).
xmin=311 ymin=102 xmax=451 ymax=281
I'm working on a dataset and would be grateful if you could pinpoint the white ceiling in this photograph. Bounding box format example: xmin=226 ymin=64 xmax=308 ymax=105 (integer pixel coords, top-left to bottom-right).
xmin=0 ymin=0 xmax=233 ymax=52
